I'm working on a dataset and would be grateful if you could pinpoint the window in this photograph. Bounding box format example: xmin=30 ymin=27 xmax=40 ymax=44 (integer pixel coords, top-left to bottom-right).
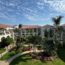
xmin=34 ymin=28 xmax=36 ymax=32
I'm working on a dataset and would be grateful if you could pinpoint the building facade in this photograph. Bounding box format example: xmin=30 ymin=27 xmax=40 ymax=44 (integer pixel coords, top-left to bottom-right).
xmin=14 ymin=25 xmax=54 ymax=39
xmin=14 ymin=25 xmax=41 ymax=38
xmin=0 ymin=24 xmax=14 ymax=41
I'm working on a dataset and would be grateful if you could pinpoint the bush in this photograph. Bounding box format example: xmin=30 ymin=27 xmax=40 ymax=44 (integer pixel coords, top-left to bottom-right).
xmin=0 ymin=37 xmax=6 ymax=48
xmin=0 ymin=36 xmax=13 ymax=48
xmin=5 ymin=36 xmax=13 ymax=46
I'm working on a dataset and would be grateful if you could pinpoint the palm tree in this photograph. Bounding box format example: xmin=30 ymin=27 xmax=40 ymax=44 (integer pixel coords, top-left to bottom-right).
xmin=52 ymin=16 xmax=63 ymax=48
xmin=18 ymin=24 xmax=22 ymax=37
xmin=16 ymin=24 xmax=22 ymax=50
xmin=19 ymin=24 xmax=22 ymax=29
xmin=52 ymin=16 xmax=63 ymax=27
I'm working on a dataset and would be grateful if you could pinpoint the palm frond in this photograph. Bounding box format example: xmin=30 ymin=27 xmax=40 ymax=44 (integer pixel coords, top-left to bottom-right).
xmin=52 ymin=16 xmax=63 ymax=25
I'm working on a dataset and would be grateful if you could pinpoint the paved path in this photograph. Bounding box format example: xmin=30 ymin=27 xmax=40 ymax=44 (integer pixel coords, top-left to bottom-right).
xmin=7 ymin=50 xmax=43 ymax=64
xmin=0 ymin=50 xmax=43 ymax=65
xmin=0 ymin=61 xmax=9 ymax=65
xmin=0 ymin=44 xmax=16 ymax=65
xmin=0 ymin=44 xmax=16 ymax=58
xmin=0 ymin=51 xmax=8 ymax=58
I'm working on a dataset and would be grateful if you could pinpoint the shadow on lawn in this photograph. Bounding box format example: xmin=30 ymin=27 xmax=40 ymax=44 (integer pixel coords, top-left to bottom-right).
xmin=10 ymin=54 xmax=46 ymax=65
xmin=57 ymin=47 xmax=65 ymax=62
xmin=10 ymin=54 xmax=33 ymax=65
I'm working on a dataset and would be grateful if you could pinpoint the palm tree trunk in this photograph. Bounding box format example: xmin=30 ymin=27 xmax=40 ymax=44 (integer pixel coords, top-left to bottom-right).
xmin=61 ymin=32 xmax=63 ymax=47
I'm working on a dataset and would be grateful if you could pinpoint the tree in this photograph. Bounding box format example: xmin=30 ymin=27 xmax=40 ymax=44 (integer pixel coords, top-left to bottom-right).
xmin=25 ymin=35 xmax=42 ymax=50
xmin=5 ymin=36 xmax=13 ymax=46
xmin=15 ymin=24 xmax=22 ymax=50
xmin=0 ymin=37 xmax=6 ymax=48
xmin=52 ymin=16 xmax=63 ymax=48
xmin=52 ymin=16 xmax=63 ymax=26
xmin=0 ymin=36 xmax=13 ymax=48
xmin=26 ymin=35 xmax=42 ymax=45
xmin=18 ymin=24 xmax=22 ymax=38
xmin=19 ymin=24 xmax=22 ymax=29
xmin=43 ymin=28 xmax=56 ymax=56
xmin=49 ymin=28 xmax=53 ymax=38
xmin=43 ymin=39 xmax=55 ymax=56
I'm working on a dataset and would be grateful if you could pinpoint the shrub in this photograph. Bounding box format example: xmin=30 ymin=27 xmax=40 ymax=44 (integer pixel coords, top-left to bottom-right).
xmin=0 ymin=36 xmax=13 ymax=48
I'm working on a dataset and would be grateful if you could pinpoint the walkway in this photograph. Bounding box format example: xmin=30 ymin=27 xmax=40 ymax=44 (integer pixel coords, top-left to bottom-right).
xmin=0 ymin=44 xmax=16 ymax=65
xmin=0 ymin=49 xmax=43 ymax=65
xmin=0 ymin=61 xmax=9 ymax=65
xmin=7 ymin=50 xmax=43 ymax=64
xmin=0 ymin=44 xmax=16 ymax=58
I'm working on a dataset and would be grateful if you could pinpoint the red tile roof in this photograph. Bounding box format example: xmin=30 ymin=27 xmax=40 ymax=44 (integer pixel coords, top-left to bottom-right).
xmin=42 ymin=25 xmax=53 ymax=28
xmin=21 ymin=25 xmax=41 ymax=29
xmin=18 ymin=25 xmax=54 ymax=29
xmin=0 ymin=24 xmax=12 ymax=29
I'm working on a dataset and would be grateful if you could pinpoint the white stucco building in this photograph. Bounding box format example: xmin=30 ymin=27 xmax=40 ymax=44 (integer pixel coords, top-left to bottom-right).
xmin=14 ymin=25 xmax=54 ymax=38
xmin=0 ymin=24 xmax=14 ymax=41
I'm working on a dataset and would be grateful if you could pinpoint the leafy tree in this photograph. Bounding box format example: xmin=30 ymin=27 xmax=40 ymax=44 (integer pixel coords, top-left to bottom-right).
xmin=43 ymin=28 xmax=56 ymax=56
xmin=43 ymin=39 xmax=56 ymax=56
xmin=26 ymin=36 xmax=42 ymax=45
xmin=5 ymin=36 xmax=13 ymax=46
xmin=0 ymin=36 xmax=13 ymax=48
xmin=0 ymin=37 xmax=6 ymax=48
xmin=25 ymin=35 xmax=42 ymax=51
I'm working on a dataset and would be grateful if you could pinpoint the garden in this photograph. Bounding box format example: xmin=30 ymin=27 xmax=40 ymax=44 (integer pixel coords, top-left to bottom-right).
xmin=0 ymin=16 xmax=65 ymax=65
xmin=10 ymin=49 xmax=65 ymax=65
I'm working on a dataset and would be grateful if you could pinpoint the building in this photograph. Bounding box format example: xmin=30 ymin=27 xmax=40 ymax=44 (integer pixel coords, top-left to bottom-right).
xmin=0 ymin=24 xmax=14 ymax=41
xmin=14 ymin=25 xmax=41 ymax=38
xmin=41 ymin=25 xmax=54 ymax=38
xmin=0 ymin=24 xmax=65 ymax=42
xmin=14 ymin=25 xmax=54 ymax=38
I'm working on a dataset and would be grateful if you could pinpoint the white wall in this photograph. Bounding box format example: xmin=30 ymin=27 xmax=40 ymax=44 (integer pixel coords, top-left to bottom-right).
xmin=0 ymin=34 xmax=11 ymax=42
xmin=0 ymin=26 xmax=15 ymax=42
xmin=40 ymin=27 xmax=44 ymax=38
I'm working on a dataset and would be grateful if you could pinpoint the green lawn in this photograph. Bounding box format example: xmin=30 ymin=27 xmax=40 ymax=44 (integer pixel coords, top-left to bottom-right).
xmin=1 ymin=47 xmax=65 ymax=65
xmin=10 ymin=54 xmax=65 ymax=65
xmin=0 ymin=50 xmax=17 ymax=60
xmin=0 ymin=48 xmax=5 ymax=54
xmin=57 ymin=47 xmax=65 ymax=62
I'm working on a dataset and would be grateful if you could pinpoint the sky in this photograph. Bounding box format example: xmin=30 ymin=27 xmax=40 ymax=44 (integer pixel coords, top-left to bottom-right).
xmin=0 ymin=0 xmax=65 ymax=25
